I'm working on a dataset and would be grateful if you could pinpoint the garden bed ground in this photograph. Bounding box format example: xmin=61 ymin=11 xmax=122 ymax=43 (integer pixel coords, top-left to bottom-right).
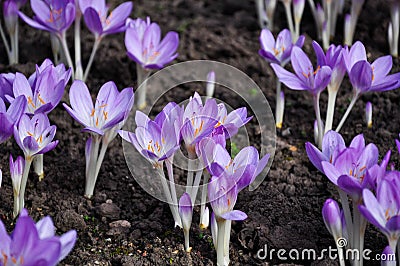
xmin=0 ymin=0 xmax=399 ymax=265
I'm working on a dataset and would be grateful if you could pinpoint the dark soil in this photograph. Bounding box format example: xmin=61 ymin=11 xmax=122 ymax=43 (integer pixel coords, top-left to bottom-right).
xmin=0 ymin=0 xmax=398 ymax=265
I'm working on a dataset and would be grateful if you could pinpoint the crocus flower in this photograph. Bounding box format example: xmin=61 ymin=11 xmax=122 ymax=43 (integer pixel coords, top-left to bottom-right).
xmin=8 ymin=65 xmax=70 ymax=115
xmin=0 ymin=208 xmax=77 ymax=266
xmin=214 ymin=103 xmax=252 ymax=139
xmin=80 ymin=0 xmax=133 ymax=37
xmin=118 ymin=108 xmax=181 ymax=168
xmin=321 ymin=134 xmax=379 ymax=199
xmin=179 ymin=193 xmax=193 ymax=252
xmin=13 ymin=113 xmax=58 ymax=159
xmin=10 ymin=155 xmax=24 ymax=217
xmin=63 ymin=80 xmax=134 ymax=136
xmin=125 ymin=17 xmax=179 ymax=69
xmin=322 ymin=198 xmax=343 ymax=241
xmin=359 ymin=179 xmax=400 ymax=250
xmin=181 ymin=93 xmax=219 ymax=154
xmin=259 ymin=28 xmax=305 ymax=66
xmin=18 ymin=0 xmax=75 ymax=36
xmin=208 ymin=174 xmax=247 ymax=221
xmin=271 ymin=46 xmax=332 ymax=95
xmin=0 ymin=95 xmax=26 ymax=143
xmin=0 ymin=73 xmax=15 ymax=101
xmin=28 ymin=58 xmax=71 ymax=88
xmin=343 ymin=41 xmax=400 ymax=94
xmin=306 ymin=130 xmax=346 ymax=173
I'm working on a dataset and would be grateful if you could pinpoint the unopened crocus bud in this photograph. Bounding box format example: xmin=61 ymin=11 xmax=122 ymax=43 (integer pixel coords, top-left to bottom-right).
xmin=293 ymin=0 xmax=305 ymax=24
xmin=3 ymin=0 xmax=18 ymax=34
xmin=381 ymin=246 xmax=396 ymax=266
xmin=265 ymin=0 xmax=277 ymax=29
xmin=10 ymin=154 xmax=24 ymax=217
xmin=322 ymin=198 xmax=342 ymax=240
xmin=211 ymin=212 xmax=218 ymax=248
xmin=276 ymin=91 xmax=284 ymax=129
xmin=344 ymin=14 xmax=352 ymax=46
xmin=206 ymin=71 xmax=215 ymax=98
xmin=365 ymin=102 xmax=372 ymax=128
xmin=200 ymin=206 xmax=210 ymax=229
xmin=179 ymin=193 xmax=193 ymax=252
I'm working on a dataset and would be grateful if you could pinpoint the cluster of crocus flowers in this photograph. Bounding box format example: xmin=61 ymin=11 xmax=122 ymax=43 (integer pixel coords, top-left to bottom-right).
xmin=271 ymin=39 xmax=400 ymax=148
xmin=119 ymin=85 xmax=269 ymax=264
xmin=19 ymin=0 xmax=132 ymax=81
xmin=308 ymin=131 xmax=399 ymax=266
xmin=6 ymin=58 xmax=71 ymax=180
xmin=64 ymin=80 xmax=134 ymax=198
xmin=0 ymin=208 xmax=77 ymax=265
xmin=1 ymin=0 xmax=26 ymax=64
xmin=125 ymin=17 xmax=179 ymax=109
xmin=259 ymin=28 xmax=304 ymax=129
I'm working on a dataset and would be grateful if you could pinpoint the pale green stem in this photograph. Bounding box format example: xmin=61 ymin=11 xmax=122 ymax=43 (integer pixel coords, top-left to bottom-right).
xmin=313 ymin=93 xmax=323 ymax=149
xmin=199 ymin=172 xmax=210 ymax=226
xmin=83 ymin=37 xmax=101 ymax=82
xmin=0 ymin=22 xmax=12 ymax=63
xmin=84 ymin=136 xmax=100 ymax=198
xmin=325 ymin=86 xmax=338 ymax=133
xmin=74 ymin=13 xmax=83 ymax=80
xmin=166 ymin=160 xmax=179 ymax=210
xmin=33 ymin=154 xmax=44 ymax=181
xmin=59 ymin=33 xmax=75 ymax=80
xmin=11 ymin=22 xmax=18 ymax=63
xmin=17 ymin=156 xmax=32 ymax=218
xmin=216 ymin=219 xmax=227 ymax=266
xmin=158 ymin=168 xmax=182 ymax=228
xmin=184 ymin=228 xmax=191 ymax=252
xmin=339 ymin=189 xmax=353 ymax=247
xmin=335 ymin=91 xmax=359 ymax=133
xmin=135 ymin=65 xmax=151 ymax=110
xmin=283 ymin=1 xmax=295 ymax=40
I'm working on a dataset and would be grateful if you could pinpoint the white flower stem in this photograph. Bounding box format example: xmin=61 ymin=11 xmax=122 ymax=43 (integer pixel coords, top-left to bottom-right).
xmin=224 ymin=220 xmax=231 ymax=265
xmin=216 ymin=219 xmax=227 ymax=266
xmin=135 ymin=65 xmax=151 ymax=110
xmin=158 ymin=168 xmax=182 ymax=228
xmin=17 ymin=156 xmax=32 ymax=218
xmin=325 ymin=86 xmax=338 ymax=133
xmin=83 ymin=37 xmax=101 ymax=82
xmin=74 ymin=13 xmax=83 ymax=80
xmin=50 ymin=33 xmax=60 ymax=64
xmin=84 ymin=136 xmax=100 ymax=198
xmin=184 ymin=228 xmax=191 ymax=252
xmin=352 ymin=200 xmax=362 ymax=266
xmin=283 ymin=1 xmax=295 ymax=40
xmin=59 ymin=33 xmax=75 ymax=80
xmin=338 ymin=190 xmax=353 ymax=246
xmin=313 ymin=93 xmax=323 ymax=149
xmin=275 ymin=79 xmax=283 ymax=129
xmin=0 ymin=22 xmax=12 ymax=63
xmin=389 ymin=238 xmax=398 ymax=256
xmin=186 ymin=151 xmax=196 ymax=195
xmin=166 ymin=160 xmax=179 ymax=211
xmin=190 ymin=164 xmax=203 ymax=204
xmin=199 ymin=172 xmax=210 ymax=227
xmin=335 ymin=239 xmax=346 ymax=266
xmin=9 ymin=22 xmax=19 ymax=64
xmin=33 ymin=154 xmax=44 ymax=181
xmin=335 ymin=91 xmax=359 ymax=133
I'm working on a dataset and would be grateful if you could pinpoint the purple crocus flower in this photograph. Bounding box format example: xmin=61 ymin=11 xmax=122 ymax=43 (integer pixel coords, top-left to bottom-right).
xmin=259 ymin=28 xmax=305 ymax=67
xmin=313 ymin=41 xmax=346 ymax=91
xmin=343 ymin=41 xmax=400 ymax=94
xmin=214 ymin=103 xmax=252 ymax=139
xmin=0 ymin=95 xmax=26 ymax=143
xmin=322 ymin=198 xmax=343 ymax=240
xmin=79 ymin=0 xmax=132 ymax=37
xmin=181 ymin=93 xmax=219 ymax=154
xmin=271 ymin=46 xmax=332 ymax=95
xmin=306 ymin=130 xmax=346 ymax=173
xmin=18 ymin=0 xmax=75 ymax=36
xmin=0 ymin=73 xmax=15 ymax=101
xmin=118 ymin=107 xmax=181 ymax=168
xmin=205 ymin=144 xmax=270 ymax=191
xmin=208 ymin=174 xmax=247 ymax=221
xmin=8 ymin=63 xmax=70 ymax=115
xmin=28 ymin=58 xmax=71 ymax=88
xmin=63 ymin=80 xmax=134 ymax=136
xmin=10 ymin=155 xmax=24 ymax=214
xmin=14 ymin=113 xmax=58 ymax=159
xmin=0 ymin=208 xmax=76 ymax=266
xmin=359 ymin=179 xmax=400 ymax=249
xmin=321 ymin=134 xmax=379 ymax=199
xmin=125 ymin=17 xmax=179 ymax=69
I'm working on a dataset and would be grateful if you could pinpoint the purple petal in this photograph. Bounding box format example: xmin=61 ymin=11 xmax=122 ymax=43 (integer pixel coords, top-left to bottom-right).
xmin=337 ymin=175 xmax=362 ymax=198
xmin=59 ymin=230 xmax=77 ymax=261
xmin=305 ymin=142 xmax=327 ymax=173
xmin=271 ymin=63 xmax=308 ymax=91
xmin=220 ymin=210 xmax=247 ymax=221
xmin=83 ymin=7 xmax=103 ymax=35
xmin=349 ymin=60 xmax=372 ymax=92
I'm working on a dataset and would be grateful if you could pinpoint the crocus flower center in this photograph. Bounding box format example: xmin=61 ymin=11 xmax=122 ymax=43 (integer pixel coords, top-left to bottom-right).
xmin=302 ymin=65 xmax=321 ymax=79
xmin=1 ymin=251 xmax=24 ymax=266
xmin=142 ymin=42 xmax=160 ymax=63
xmin=215 ymin=116 xmax=227 ymax=128
xmin=47 ymin=8 xmax=63 ymax=24
xmin=348 ymin=163 xmax=367 ymax=182
xmin=91 ymin=101 xmax=108 ymax=128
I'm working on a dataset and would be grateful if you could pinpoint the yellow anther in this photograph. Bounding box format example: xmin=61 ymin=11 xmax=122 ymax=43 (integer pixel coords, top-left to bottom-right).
xmin=103 ymin=111 xmax=108 ymax=120
xmin=38 ymin=94 xmax=45 ymax=105
xmin=90 ymin=108 xmax=95 ymax=117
